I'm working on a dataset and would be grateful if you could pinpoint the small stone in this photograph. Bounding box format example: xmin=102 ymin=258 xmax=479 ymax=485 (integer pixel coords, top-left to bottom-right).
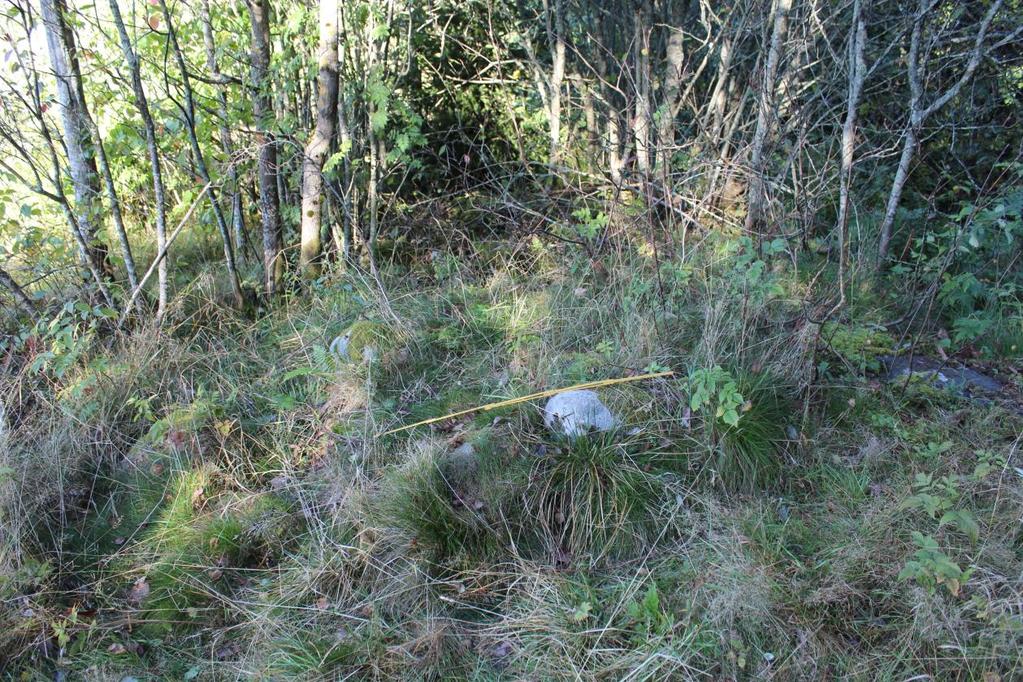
xmin=543 ymin=390 xmax=618 ymax=438
xmin=492 ymin=640 xmax=514 ymax=658
xmin=449 ymin=442 xmax=475 ymax=464
xmin=329 ymin=333 xmax=351 ymax=360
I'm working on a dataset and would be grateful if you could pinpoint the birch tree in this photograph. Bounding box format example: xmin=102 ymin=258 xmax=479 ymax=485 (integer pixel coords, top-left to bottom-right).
xmin=744 ymin=0 xmax=792 ymax=237
xmin=108 ymin=0 xmax=169 ymax=317
xmin=38 ymin=0 xmax=111 ymax=280
xmin=876 ymin=0 xmax=1016 ymax=262
xmin=300 ymin=0 xmax=340 ymax=278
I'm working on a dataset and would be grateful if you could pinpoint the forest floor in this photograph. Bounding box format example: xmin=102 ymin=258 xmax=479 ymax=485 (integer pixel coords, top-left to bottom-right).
xmin=3 ymin=221 xmax=1023 ymax=680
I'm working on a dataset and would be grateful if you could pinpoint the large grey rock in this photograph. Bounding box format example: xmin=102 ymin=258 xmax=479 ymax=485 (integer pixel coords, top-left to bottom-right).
xmin=544 ymin=390 xmax=618 ymax=438
xmin=882 ymin=355 xmax=1004 ymax=396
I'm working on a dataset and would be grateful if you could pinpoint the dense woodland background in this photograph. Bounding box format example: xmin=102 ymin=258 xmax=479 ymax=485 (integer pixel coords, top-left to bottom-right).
xmin=1 ymin=0 xmax=1023 ymax=678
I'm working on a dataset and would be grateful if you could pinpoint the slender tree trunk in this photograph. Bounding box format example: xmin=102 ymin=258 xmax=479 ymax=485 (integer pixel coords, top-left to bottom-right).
xmin=337 ymin=90 xmax=355 ymax=263
xmin=0 ymin=267 xmax=37 ymax=321
xmin=38 ymin=0 xmax=111 ymax=280
xmin=706 ymin=33 xmax=734 ymax=147
xmin=65 ymin=33 xmax=136 ymax=290
xmin=655 ymin=28 xmax=685 ymax=175
xmin=544 ymin=0 xmax=566 ymax=167
xmin=40 ymin=117 xmax=115 ymax=306
xmin=247 ymin=0 xmax=284 ymax=296
xmin=159 ymin=0 xmax=244 ymax=308
xmin=200 ymin=0 xmax=249 ymax=263
xmin=877 ymin=0 xmax=1006 ymax=262
xmin=581 ymin=82 xmax=598 ymax=167
xmin=744 ymin=0 xmax=792 ymax=238
xmin=300 ymin=0 xmax=340 ymax=278
xmin=109 ymin=0 xmax=169 ymax=317
xmin=365 ymin=7 xmax=381 ymax=273
xmin=87 ymin=118 xmax=137 ymax=291
xmin=833 ymin=0 xmax=867 ymax=311
xmin=595 ymin=47 xmax=626 ymax=187
xmin=877 ymin=129 xmax=917 ymax=262
xmin=633 ymin=2 xmax=652 ymax=180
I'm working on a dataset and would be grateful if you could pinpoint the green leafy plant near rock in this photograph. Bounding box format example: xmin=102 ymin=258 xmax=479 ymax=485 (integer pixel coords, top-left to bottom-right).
xmin=688 ymin=367 xmax=790 ymax=491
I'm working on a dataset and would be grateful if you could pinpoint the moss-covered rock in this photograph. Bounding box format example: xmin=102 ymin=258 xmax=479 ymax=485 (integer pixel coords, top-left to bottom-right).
xmin=822 ymin=322 xmax=895 ymax=374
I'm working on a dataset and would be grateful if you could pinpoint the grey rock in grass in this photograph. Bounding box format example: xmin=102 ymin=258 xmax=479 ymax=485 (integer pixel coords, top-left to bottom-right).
xmin=544 ymin=390 xmax=618 ymax=438
xmin=882 ymin=355 xmax=1004 ymax=395
xmin=329 ymin=333 xmax=351 ymax=361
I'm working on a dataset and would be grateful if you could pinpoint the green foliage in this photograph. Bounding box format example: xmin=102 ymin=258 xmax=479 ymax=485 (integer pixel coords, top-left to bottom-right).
xmin=902 ymin=472 xmax=979 ymax=543
xmin=624 ymin=584 xmax=673 ymax=640
xmin=688 ymin=365 xmax=744 ymax=427
xmin=726 ymin=237 xmax=787 ymax=304
xmin=714 ymin=371 xmax=790 ymax=491
xmin=897 ymin=169 xmax=1023 ymax=357
xmin=897 ymin=531 xmax=972 ymax=596
xmin=27 ymin=301 xmax=117 ymax=378
xmin=568 ymin=207 xmax=609 ymax=241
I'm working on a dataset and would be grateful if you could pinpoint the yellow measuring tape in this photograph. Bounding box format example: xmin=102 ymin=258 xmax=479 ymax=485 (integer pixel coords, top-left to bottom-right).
xmin=381 ymin=370 xmax=675 ymax=435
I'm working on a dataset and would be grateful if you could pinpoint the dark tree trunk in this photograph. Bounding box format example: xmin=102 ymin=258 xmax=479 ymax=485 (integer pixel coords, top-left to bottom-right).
xmin=0 ymin=267 xmax=38 ymax=322
xmin=160 ymin=0 xmax=244 ymax=308
xmin=200 ymin=0 xmax=250 ymax=263
xmin=247 ymin=0 xmax=284 ymax=296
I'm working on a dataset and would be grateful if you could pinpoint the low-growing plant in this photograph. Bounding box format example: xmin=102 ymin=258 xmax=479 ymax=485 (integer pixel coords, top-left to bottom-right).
xmin=898 ymin=531 xmax=973 ymax=596
xmin=901 ymin=472 xmax=979 ymax=543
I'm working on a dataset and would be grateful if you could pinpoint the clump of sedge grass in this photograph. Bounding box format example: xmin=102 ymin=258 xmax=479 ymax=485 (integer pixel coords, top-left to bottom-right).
xmin=527 ymin=431 xmax=660 ymax=562
xmin=714 ymin=369 xmax=791 ymax=492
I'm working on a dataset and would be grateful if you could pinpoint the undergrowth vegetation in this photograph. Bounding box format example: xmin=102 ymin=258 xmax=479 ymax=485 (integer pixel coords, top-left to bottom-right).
xmin=2 ymin=225 xmax=1023 ymax=680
